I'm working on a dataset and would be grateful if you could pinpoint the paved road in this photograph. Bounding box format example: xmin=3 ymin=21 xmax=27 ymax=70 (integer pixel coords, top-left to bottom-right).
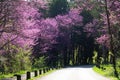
xmin=36 ymin=65 xmax=110 ymax=80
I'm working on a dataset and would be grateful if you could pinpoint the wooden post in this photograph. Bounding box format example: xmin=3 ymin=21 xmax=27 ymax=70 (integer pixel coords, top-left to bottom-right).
xmin=39 ymin=69 xmax=42 ymax=75
xmin=27 ymin=72 xmax=31 ymax=79
xmin=43 ymin=68 xmax=46 ymax=73
xmin=14 ymin=74 xmax=21 ymax=80
xmin=34 ymin=70 xmax=38 ymax=77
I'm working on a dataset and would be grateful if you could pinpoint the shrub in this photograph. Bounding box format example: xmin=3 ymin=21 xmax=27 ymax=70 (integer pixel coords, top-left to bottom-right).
xmin=0 ymin=44 xmax=32 ymax=74
xmin=49 ymin=0 xmax=69 ymax=17
xmin=33 ymin=56 xmax=46 ymax=69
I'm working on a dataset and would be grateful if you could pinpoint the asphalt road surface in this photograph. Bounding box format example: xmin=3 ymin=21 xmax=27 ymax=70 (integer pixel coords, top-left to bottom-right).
xmin=36 ymin=65 xmax=110 ymax=80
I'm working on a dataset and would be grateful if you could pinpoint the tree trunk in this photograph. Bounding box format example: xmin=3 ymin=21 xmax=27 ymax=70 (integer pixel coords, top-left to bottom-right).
xmin=104 ymin=0 xmax=118 ymax=77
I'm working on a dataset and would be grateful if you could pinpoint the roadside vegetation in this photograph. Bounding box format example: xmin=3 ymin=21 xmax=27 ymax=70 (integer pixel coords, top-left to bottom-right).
xmin=93 ymin=59 xmax=120 ymax=80
xmin=0 ymin=0 xmax=120 ymax=79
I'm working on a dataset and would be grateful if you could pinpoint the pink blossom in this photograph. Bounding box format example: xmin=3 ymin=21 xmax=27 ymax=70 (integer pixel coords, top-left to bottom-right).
xmin=96 ymin=34 xmax=110 ymax=48
xmin=56 ymin=15 xmax=73 ymax=27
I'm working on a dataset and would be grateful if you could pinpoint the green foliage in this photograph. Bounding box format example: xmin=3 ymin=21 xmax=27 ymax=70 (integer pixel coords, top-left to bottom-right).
xmin=93 ymin=66 xmax=106 ymax=75
xmin=89 ymin=1 xmax=103 ymax=19
xmin=116 ymin=59 xmax=120 ymax=66
xmin=80 ymin=10 xmax=94 ymax=25
xmin=116 ymin=59 xmax=120 ymax=77
xmin=49 ymin=0 xmax=69 ymax=17
xmin=93 ymin=64 xmax=120 ymax=80
xmin=93 ymin=51 xmax=98 ymax=64
xmin=0 ymin=73 xmax=14 ymax=79
xmin=33 ymin=56 xmax=46 ymax=69
xmin=0 ymin=45 xmax=32 ymax=74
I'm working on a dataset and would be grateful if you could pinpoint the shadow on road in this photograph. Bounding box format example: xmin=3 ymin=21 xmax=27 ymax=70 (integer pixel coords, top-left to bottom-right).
xmin=64 ymin=65 xmax=94 ymax=69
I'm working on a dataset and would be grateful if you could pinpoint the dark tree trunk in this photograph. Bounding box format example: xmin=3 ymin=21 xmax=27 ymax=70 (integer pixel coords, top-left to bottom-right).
xmin=104 ymin=0 xmax=118 ymax=77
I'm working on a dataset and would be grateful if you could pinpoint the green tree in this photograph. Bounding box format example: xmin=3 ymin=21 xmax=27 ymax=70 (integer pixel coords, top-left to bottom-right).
xmin=49 ymin=0 xmax=69 ymax=17
xmin=33 ymin=56 xmax=46 ymax=69
xmin=0 ymin=45 xmax=31 ymax=73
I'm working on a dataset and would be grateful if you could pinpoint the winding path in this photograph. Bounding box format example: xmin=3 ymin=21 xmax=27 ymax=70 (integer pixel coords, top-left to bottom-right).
xmin=36 ymin=65 xmax=110 ymax=80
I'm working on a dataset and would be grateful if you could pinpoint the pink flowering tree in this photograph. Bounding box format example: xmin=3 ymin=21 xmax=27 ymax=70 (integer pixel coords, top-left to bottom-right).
xmin=93 ymin=0 xmax=120 ymax=76
xmin=0 ymin=0 xmax=119 ymax=73
xmin=0 ymin=0 xmax=42 ymax=49
xmin=33 ymin=18 xmax=58 ymax=54
xmin=0 ymin=0 xmax=43 ymax=73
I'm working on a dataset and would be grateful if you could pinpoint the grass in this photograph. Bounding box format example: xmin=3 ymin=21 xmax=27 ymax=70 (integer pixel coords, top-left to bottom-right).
xmin=0 ymin=68 xmax=58 ymax=80
xmin=0 ymin=73 xmax=14 ymax=79
xmin=0 ymin=70 xmax=27 ymax=79
xmin=15 ymin=70 xmax=27 ymax=75
xmin=93 ymin=65 xmax=119 ymax=80
xmin=0 ymin=69 xmax=58 ymax=80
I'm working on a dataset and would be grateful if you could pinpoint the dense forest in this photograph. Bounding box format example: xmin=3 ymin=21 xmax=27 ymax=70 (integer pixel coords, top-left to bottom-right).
xmin=0 ymin=0 xmax=120 ymax=79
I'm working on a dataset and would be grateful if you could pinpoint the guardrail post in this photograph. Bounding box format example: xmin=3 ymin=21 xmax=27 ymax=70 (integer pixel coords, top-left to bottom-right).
xmin=43 ymin=68 xmax=46 ymax=73
xmin=34 ymin=70 xmax=38 ymax=77
xmin=39 ymin=69 xmax=42 ymax=75
xmin=27 ymin=72 xmax=31 ymax=79
xmin=14 ymin=74 xmax=21 ymax=80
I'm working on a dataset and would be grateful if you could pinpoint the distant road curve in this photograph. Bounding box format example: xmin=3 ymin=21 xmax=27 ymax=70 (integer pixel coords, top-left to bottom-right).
xmin=36 ymin=65 xmax=110 ymax=80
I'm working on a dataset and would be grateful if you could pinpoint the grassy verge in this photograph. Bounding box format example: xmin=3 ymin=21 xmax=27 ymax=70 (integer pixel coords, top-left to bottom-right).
xmin=0 ymin=73 xmax=14 ymax=79
xmin=0 ymin=68 xmax=59 ymax=80
xmin=93 ymin=65 xmax=119 ymax=80
xmin=29 ymin=69 xmax=58 ymax=80
xmin=0 ymin=70 xmax=27 ymax=79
